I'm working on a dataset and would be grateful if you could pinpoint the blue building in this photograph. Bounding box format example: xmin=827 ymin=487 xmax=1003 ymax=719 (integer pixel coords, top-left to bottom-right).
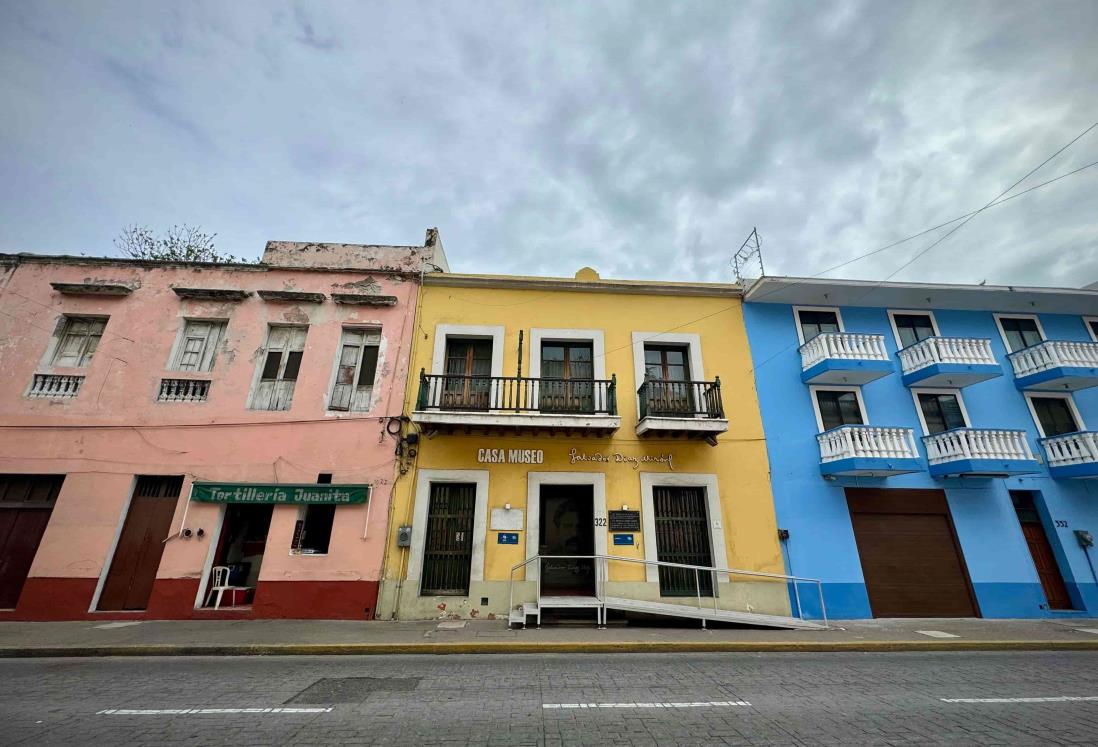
xmin=743 ymin=277 xmax=1098 ymax=619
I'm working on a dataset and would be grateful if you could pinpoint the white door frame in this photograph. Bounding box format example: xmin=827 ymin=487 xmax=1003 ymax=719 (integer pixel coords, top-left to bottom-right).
xmin=640 ymin=472 xmax=729 ymax=585
xmin=525 ymin=472 xmax=607 ymax=582
xmin=406 ymin=469 xmax=490 ymax=591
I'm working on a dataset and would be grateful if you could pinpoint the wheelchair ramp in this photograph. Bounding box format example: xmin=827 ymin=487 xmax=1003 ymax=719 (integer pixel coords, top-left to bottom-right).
xmin=602 ymin=596 xmax=825 ymax=630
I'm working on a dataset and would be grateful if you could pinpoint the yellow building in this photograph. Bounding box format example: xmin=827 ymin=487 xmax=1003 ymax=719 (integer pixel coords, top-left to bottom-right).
xmin=376 ymin=268 xmax=796 ymax=625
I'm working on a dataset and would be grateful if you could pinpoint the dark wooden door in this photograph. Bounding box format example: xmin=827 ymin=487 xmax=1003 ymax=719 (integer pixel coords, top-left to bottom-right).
xmin=538 ymin=485 xmax=595 ymax=596
xmin=442 ymin=339 xmax=492 ymax=410
xmin=1012 ymin=491 xmax=1072 ymax=610
xmin=0 ymin=475 xmax=63 ymax=609
xmin=98 ymin=476 xmax=182 ymax=611
xmin=0 ymin=509 xmax=53 ymax=609
xmin=540 ymin=343 xmax=594 ymax=413
xmin=643 ymin=345 xmax=694 ymax=415
xmin=421 ymin=483 xmax=476 ymax=595
xmin=846 ymin=488 xmax=978 ymax=618
xmin=653 ymin=486 xmax=714 ymax=597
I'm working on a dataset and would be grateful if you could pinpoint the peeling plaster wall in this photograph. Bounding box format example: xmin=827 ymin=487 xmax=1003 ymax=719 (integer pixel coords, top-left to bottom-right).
xmin=0 ymin=258 xmax=418 ymax=607
xmin=262 ymin=227 xmax=449 ymax=273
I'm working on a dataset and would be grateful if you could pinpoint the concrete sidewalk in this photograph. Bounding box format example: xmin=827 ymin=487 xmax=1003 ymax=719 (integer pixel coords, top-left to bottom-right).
xmin=5 ymin=616 xmax=1098 ymax=656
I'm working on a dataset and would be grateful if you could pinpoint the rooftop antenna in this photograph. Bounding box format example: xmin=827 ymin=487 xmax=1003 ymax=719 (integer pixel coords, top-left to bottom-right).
xmin=731 ymin=227 xmax=764 ymax=282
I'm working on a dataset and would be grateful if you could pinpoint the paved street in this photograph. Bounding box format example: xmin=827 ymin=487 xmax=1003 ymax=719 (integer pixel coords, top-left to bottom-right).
xmin=4 ymin=652 xmax=1098 ymax=745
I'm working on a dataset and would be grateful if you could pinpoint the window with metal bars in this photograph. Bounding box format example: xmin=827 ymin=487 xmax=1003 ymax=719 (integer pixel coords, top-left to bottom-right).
xmin=420 ymin=483 xmax=476 ymax=596
xmin=328 ymin=328 xmax=380 ymax=412
xmin=249 ymin=325 xmax=308 ymax=411
xmin=652 ymin=486 xmax=714 ymax=597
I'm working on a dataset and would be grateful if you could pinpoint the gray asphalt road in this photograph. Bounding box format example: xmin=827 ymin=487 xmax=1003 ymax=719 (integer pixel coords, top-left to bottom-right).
xmin=3 ymin=652 xmax=1098 ymax=746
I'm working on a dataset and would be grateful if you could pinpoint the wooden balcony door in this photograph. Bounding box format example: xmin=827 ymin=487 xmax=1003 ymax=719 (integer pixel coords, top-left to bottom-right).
xmin=442 ymin=339 xmax=492 ymax=410
xmin=644 ymin=345 xmax=694 ymax=415
xmin=540 ymin=342 xmax=594 ymax=413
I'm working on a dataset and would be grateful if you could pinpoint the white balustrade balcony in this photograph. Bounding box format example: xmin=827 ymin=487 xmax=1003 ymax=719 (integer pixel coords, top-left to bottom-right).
xmin=799 ymin=333 xmax=893 ymax=385
xmin=897 ymin=337 xmax=1001 ymax=387
xmin=1008 ymin=340 xmax=1098 ymax=391
xmin=816 ymin=425 xmax=922 ymax=477
xmin=923 ymin=428 xmax=1038 ymax=476
xmin=1040 ymin=431 xmax=1098 ymax=479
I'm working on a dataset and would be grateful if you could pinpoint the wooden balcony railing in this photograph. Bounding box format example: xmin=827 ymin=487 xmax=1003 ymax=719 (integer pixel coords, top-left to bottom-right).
xmin=414 ymin=371 xmax=617 ymax=415
xmin=637 ymin=378 xmax=724 ymax=419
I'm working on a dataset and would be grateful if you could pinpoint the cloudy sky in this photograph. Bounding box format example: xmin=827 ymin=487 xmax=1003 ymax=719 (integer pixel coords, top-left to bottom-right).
xmin=1 ymin=1 xmax=1096 ymax=286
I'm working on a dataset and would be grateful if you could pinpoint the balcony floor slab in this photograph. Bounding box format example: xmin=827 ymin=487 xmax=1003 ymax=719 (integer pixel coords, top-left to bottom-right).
xmin=411 ymin=410 xmax=620 ymax=435
xmin=928 ymin=458 xmax=1041 ymax=477
xmin=635 ymin=417 xmax=729 ymax=439
xmin=1014 ymin=366 xmax=1098 ymax=391
xmin=1047 ymin=462 xmax=1098 ymax=479
xmin=801 ymin=358 xmax=893 ymax=385
xmin=901 ymin=362 xmax=1002 ymax=388
xmin=819 ymin=456 xmax=923 ymax=477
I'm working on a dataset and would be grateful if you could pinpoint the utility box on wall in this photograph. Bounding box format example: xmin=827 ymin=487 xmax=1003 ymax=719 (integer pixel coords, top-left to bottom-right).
xmin=396 ymin=525 xmax=412 ymax=547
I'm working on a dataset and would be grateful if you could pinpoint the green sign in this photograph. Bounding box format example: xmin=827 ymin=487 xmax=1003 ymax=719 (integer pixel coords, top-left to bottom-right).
xmin=190 ymin=482 xmax=369 ymax=505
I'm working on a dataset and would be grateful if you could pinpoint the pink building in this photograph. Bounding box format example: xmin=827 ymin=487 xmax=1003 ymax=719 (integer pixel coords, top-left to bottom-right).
xmin=0 ymin=231 xmax=445 ymax=620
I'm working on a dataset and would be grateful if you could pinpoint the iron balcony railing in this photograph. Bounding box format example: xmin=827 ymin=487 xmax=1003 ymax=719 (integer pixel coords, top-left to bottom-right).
xmin=415 ymin=370 xmax=618 ymax=415
xmin=637 ymin=378 xmax=724 ymax=419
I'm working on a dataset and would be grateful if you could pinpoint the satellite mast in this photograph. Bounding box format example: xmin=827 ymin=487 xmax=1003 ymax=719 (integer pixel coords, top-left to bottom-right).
xmin=731 ymin=227 xmax=764 ymax=282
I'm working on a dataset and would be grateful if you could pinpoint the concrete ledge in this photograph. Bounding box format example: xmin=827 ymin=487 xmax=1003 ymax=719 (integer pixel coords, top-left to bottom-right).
xmin=5 ymin=639 xmax=1098 ymax=658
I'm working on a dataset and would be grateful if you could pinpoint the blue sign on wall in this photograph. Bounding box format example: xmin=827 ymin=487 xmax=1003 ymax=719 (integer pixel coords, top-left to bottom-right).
xmin=497 ymin=532 xmax=519 ymax=545
xmin=612 ymin=533 xmax=634 ymax=546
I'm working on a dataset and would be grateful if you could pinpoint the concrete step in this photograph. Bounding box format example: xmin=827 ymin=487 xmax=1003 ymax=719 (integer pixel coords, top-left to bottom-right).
xmin=602 ymin=596 xmax=824 ymax=630
xmin=508 ymin=602 xmax=539 ymax=628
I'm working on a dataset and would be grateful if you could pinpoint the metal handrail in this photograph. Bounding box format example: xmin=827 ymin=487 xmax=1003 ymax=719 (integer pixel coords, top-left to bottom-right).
xmin=508 ymin=553 xmax=828 ymax=628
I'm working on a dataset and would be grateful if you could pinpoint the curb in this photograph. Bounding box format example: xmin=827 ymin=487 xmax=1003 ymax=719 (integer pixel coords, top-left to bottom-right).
xmin=3 ymin=640 xmax=1098 ymax=657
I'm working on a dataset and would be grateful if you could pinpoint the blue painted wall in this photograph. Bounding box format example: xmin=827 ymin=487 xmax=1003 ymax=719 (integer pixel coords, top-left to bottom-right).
xmin=743 ymin=301 xmax=1098 ymax=619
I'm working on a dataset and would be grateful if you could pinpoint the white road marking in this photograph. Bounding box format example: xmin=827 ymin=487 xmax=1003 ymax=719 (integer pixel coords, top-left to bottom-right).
xmin=915 ymin=630 xmax=959 ymax=638
xmin=941 ymin=696 xmax=1098 ymax=704
xmin=1074 ymin=628 xmax=1098 ymax=635
xmin=436 ymin=621 xmax=467 ymax=630
xmin=97 ymin=707 xmax=332 ymax=715
xmin=543 ymin=701 xmax=750 ymax=709
xmin=92 ymin=621 xmax=142 ymax=630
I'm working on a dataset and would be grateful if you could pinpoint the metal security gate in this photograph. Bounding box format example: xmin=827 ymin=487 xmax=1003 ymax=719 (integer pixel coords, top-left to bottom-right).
xmin=421 ymin=483 xmax=476 ymax=595
xmin=653 ymin=486 xmax=714 ymax=597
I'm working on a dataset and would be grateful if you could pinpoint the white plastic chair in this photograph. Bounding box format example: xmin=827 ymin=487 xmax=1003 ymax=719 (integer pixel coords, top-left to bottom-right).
xmin=205 ymin=565 xmax=233 ymax=609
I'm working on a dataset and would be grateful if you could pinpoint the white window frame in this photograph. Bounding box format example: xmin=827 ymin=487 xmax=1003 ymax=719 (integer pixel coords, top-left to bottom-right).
xmin=808 ymin=385 xmax=868 ymax=432
xmin=42 ymin=314 xmax=109 ymax=369
xmin=406 ymin=469 xmax=490 ymax=592
xmin=325 ymin=325 xmax=384 ymax=413
xmin=1023 ymin=392 xmax=1086 ymax=438
xmin=1084 ymin=316 xmax=1098 ymax=343
xmin=792 ymin=306 xmax=845 ymax=345
xmin=887 ymin=309 xmax=940 ymax=349
xmin=430 ymin=324 xmax=505 ymax=376
xmin=166 ymin=318 xmax=226 ymax=373
xmin=909 ymin=387 xmax=971 ymax=435
xmin=631 ymin=331 xmax=706 ymax=418
xmin=525 ymin=472 xmax=607 ymax=581
xmin=639 ymin=472 xmax=729 ymax=585
xmin=993 ymin=313 xmax=1046 ymax=353
xmin=528 ymin=329 xmax=606 ymax=380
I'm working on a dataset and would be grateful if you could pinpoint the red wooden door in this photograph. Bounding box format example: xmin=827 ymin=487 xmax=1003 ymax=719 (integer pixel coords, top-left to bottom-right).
xmin=1021 ymin=523 xmax=1072 ymax=610
xmin=0 ymin=509 xmax=53 ymax=609
xmin=98 ymin=477 xmax=182 ymax=611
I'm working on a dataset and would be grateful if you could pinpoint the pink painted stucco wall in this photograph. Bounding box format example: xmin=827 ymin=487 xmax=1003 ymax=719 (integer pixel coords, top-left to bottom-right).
xmin=0 ymin=256 xmax=417 ymax=613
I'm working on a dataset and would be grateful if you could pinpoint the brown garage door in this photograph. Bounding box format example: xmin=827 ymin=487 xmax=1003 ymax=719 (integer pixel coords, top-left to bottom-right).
xmin=846 ymin=488 xmax=978 ymax=618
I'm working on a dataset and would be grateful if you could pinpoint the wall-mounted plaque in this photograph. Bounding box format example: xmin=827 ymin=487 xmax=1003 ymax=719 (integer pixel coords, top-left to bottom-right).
xmin=608 ymin=510 xmax=641 ymax=532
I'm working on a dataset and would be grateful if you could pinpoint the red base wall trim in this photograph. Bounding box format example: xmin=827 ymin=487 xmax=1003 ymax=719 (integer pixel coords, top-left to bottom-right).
xmin=0 ymin=577 xmax=379 ymax=621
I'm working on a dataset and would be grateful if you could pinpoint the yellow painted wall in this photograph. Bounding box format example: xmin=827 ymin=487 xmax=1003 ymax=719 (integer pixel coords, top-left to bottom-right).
xmin=378 ymin=275 xmax=785 ymax=620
